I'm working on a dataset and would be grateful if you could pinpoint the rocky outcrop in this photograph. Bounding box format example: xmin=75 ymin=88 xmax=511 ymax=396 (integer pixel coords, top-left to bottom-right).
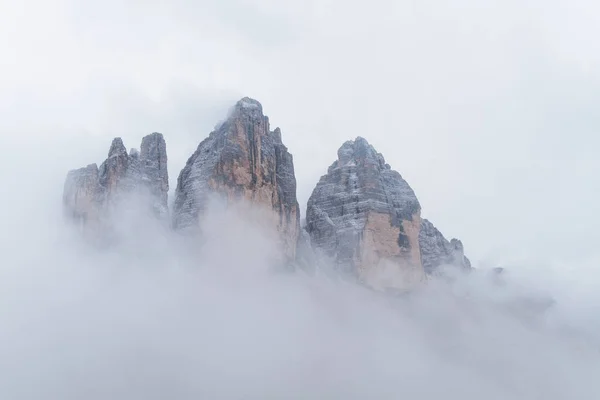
xmin=63 ymin=163 xmax=102 ymax=229
xmin=62 ymin=100 xmax=470 ymax=286
xmin=305 ymin=137 xmax=424 ymax=290
xmin=136 ymin=133 xmax=169 ymax=216
xmin=172 ymin=97 xmax=300 ymax=262
xmin=419 ymin=218 xmax=471 ymax=274
xmin=63 ymin=132 xmax=169 ymax=232
xmin=306 ymin=137 xmax=471 ymax=290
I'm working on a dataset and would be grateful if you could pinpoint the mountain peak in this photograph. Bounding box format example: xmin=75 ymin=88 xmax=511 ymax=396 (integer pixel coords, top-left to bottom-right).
xmin=63 ymin=134 xmax=169 ymax=238
xmin=231 ymin=97 xmax=264 ymax=118
xmin=173 ymin=97 xmax=300 ymax=262
xmin=64 ymin=100 xmax=470 ymax=288
xmin=108 ymin=137 xmax=127 ymax=158
xmin=337 ymin=136 xmax=385 ymax=169
xmin=307 ymin=138 xmax=423 ymax=291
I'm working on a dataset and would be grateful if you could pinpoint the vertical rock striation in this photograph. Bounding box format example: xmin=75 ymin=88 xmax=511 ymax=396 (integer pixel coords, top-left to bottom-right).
xmin=172 ymin=97 xmax=300 ymax=262
xmin=62 ymin=101 xmax=470 ymax=284
xmin=63 ymin=163 xmax=102 ymax=229
xmin=306 ymin=137 xmax=471 ymax=289
xmin=306 ymin=137 xmax=424 ymax=290
xmin=138 ymin=133 xmax=169 ymax=217
xmin=63 ymin=132 xmax=169 ymax=233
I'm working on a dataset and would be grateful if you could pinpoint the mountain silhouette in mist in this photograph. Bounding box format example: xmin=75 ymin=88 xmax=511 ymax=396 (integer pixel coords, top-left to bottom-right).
xmin=63 ymin=97 xmax=470 ymax=291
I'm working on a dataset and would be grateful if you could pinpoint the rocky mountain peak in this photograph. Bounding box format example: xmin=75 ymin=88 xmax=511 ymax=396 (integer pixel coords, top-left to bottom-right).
xmin=337 ymin=136 xmax=375 ymax=160
xmin=63 ymin=133 xmax=169 ymax=236
xmin=63 ymin=100 xmax=470 ymax=286
xmin=234 ymin=96 xmax=263 ymax=113
xmin=306 ymin=136 xmax=471 ymax=290
xmin=306 ymin=137 xmax=424 ymax=291
xmin=108 ymin=137 xmax=128 ymax=158
xmin=173 ymin=97 xmax=300 ymax=263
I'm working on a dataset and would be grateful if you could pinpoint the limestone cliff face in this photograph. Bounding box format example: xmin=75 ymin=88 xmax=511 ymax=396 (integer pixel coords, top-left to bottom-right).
xmin=419 ymin=218 xmax=471 ymax=274
xmin=63 ymin=163 xmax=102 ymax=229
xmin=306 ymin=137 xmax=424 ymax=290
xmin=172 ymin=97 xmax=300 ymax=262
xmin=63 ymin=132 xmax=169 ymax=232
xmin=306 ymin=137 xmax=471 ymax=289
xmin=137 ymin=133 xmax=169 ymax=216
xmin=62 ymin=103 xmax=469 ymax=282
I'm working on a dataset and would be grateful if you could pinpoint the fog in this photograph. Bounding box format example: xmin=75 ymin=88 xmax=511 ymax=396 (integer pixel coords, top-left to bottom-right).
xmin=3 ymin=0 xmax=600 ymax=264
xmin=0 ymin=135 xmax=598 ymax=399
xmin=2 ymin=0 xmax=600 ymax=398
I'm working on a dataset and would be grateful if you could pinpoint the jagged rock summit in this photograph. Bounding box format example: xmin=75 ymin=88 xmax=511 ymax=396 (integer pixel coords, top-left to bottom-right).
xmin=62 ymin=98 xmax=470 ymax=289
xmin=172 ymin=97 xmax=300 ymax=262
xmin=306 ymin=137 xmax=424 ymax=290
xmin=306 ymin=137 xmax=470 ymax=291
xmin=63 ymin=132 xmax=169 ymax=234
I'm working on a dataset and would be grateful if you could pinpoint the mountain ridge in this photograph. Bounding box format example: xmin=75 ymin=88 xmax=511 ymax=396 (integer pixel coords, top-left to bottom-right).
xmin=63 ymin=97 xmax=471 ymax=289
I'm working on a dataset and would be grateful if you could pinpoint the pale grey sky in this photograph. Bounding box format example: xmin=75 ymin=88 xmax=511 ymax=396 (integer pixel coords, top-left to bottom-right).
xmin=1 ymin=0 xmax=599 ymax=267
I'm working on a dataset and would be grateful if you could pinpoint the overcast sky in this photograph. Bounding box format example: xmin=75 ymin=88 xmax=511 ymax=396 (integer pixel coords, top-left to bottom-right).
xmin=3 ymin=2 xmax=600 ymax=398
xmin=1 ymin=0 xmax=599 ymax=268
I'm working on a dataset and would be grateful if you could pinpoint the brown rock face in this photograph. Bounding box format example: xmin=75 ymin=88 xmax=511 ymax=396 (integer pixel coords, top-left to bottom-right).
xmin=359 ymin=212 xmax=424 ymax=290
xmin=173 ymin=97 xmax=300 ymax=262
xmin=306 ymin=137 xmax=425 ymax=291
xmin=306 ymin=137 xmax=471 ymax=290
xmin=63 ymin=133 xmax=169 ymax=237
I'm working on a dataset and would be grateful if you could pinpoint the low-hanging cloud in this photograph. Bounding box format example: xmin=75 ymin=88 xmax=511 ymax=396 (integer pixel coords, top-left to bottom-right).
xmin=0 ymin=174 xmax=599 ymax=399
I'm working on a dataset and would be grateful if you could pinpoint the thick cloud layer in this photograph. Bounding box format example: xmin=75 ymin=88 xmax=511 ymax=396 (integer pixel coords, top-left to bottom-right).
xmin=0 ymin=153 xmax=599 ymax=398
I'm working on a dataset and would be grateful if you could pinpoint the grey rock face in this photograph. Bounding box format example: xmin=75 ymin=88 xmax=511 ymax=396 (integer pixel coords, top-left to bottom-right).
xmin=63 ymin=163 xmax=101 ymax=224
xmin=419 ymin=218 xmax=471 ymax=274
xmin=306 ymin=137 xmax=424 ymax=290
xmin=98 ymin=138 xmax=130 ymax=206
xmin=172 ymin=97 xmax=300 ymax=261
xmin=139 ymin=133 xmax=169 ymax=216
xmin=63 ymin=132 xmax=169 ymax=230
xmin=306 ymin=137 xmax=471 ymax=288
